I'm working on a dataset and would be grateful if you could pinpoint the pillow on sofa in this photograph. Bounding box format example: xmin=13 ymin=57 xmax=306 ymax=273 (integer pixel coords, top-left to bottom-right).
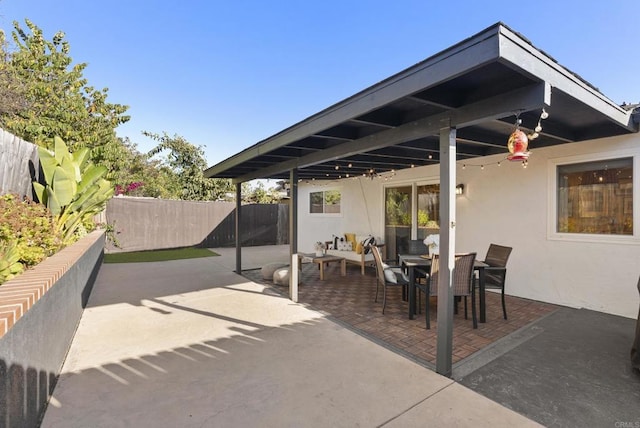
xmin=362 ymin=236 xmax=376 ymax=254
xmin=344 ymin=233 xmax=357 ymax=249
xmin=337 ymin=241 xmax=352 ymax=251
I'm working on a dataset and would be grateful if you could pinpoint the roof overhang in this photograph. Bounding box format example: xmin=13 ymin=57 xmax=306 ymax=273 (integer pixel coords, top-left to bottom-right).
xmin=205 ymin=22 xmax=638 ymax=184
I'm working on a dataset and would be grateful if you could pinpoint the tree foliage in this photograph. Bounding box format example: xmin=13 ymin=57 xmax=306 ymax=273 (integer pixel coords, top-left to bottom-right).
xmin=0 ymin=18 xmax=274 ymax=204
xmin=241 ymin=181 xmax=283 ymax=204
xmin=144 ymin=131 xmax=233 ymax=201
xmin=0 ymin=20 xmax=130 ymax=154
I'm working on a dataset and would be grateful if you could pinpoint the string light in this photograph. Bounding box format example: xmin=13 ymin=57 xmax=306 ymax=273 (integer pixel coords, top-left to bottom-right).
xmin=460 ymin=156 xmax=526 ymax=170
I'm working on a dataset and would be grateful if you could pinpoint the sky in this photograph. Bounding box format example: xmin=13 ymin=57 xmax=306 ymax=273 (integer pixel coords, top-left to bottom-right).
xmin=1 ymin=0 xmax=639 ymax=170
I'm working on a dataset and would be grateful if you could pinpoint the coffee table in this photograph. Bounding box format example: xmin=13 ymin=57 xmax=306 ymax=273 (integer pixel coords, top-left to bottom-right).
xmin=301 ymin=254 xmax=346 ymax=280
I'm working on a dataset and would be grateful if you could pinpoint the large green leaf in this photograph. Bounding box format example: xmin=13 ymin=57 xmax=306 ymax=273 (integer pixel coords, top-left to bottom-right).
xmin=72 ymin=147 xmax=90 ymax=170
xmin=77 ymin=164 xmax=107 ymax=195
xmin=46 ymin=187 xmax=62 ymax=216
xmin=32 ymin=182 xmax=47 ymax=206
xmin=53 ymin=135 xmax=70 ymax=165
xmin=52 ymin=165 xmax=75 ymax=207
xmin=37 ymin=146 xmax=57 ymax=185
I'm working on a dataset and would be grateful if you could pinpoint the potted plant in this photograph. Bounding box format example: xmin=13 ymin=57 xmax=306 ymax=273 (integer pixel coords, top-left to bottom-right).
xmin=314 ymin=241 xmax=326 ymax=257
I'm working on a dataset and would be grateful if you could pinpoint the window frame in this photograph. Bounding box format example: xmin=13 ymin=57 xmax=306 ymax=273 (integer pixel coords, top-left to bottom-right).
xmin=308 ymin=188 xmax=342 ymax=216
xmin=547 ymin=150 xmax=639 ymax=244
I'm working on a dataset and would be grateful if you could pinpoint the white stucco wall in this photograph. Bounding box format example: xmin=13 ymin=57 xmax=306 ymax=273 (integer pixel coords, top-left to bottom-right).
xmin=298 ymin=134 xmax=640 ymax=318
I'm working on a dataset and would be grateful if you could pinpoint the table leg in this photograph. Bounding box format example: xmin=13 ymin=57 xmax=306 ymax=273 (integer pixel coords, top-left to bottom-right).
xmin=479 ymin=268 xmax=486 ymax=323
xmin=340 ymin=259 xmax=346 ymax=276
xmin=319 ymin=262 xmax=325 ymax=280
xmin=408 ymin=266 xmax=416 ymax=320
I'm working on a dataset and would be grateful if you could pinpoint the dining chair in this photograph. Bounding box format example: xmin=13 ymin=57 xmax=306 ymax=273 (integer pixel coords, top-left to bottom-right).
xmin=372 ymin=245 xmax=408 ymax=314
xmin=415 ymin=253 xmax=477 ymax=329
xmin=407 ymin=239 xmax=429 ymax=256
xmin=481 ymin=244 xmax=513 ymax=320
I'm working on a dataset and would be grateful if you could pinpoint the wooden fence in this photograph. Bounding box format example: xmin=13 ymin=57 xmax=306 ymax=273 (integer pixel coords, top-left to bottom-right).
xmin=0 ymin=129 xmax=40 ymax=198
xmin=105 ymin=196 xmax=289 ymax=253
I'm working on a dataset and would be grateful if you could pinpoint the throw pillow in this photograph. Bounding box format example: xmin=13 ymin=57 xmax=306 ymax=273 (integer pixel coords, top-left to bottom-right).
xmin=344 ymin=233 xmax=357 ymax=249
xmin=337 ymin=241 xmax=352 ymax=251
xmin=361 ymin=236 xmax=376 ymax=254
xmin=355 ymin=242 xmax=364 ymax=254
xmin=383 ymin=268 xmax=397 ymax=284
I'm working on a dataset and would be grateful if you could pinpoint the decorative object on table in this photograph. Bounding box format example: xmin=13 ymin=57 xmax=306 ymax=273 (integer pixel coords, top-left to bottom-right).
xmin=423 ymin=234 xmax=439 ymax=255
xmin=314 ymin=241 xmax=326 ymax=257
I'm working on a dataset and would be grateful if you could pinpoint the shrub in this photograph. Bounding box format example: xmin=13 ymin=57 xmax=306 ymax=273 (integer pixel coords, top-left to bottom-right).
xmin=0 ymin=193 xmax=63 ymax=272
xmin=33 ymin=136 xmax=114 ymax=245
xmin=0 ymin=241 xmax=23 ymax=284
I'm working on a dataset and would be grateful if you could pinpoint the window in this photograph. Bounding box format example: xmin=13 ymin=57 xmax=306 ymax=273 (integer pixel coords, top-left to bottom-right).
xmin=384 ymin=183 xmax=440 ymax=260
xmin=309 ymin=190 xmax=341 ymax=214
xmin=556 ymin=157 xmax=633 ymax=235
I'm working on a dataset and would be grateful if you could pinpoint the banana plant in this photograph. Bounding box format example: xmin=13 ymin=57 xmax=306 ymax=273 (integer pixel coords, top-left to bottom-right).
xmin=33 ymin=136 xmax=114 ymax=244
xmin=0 ymin=242 xmax=24 ymax=285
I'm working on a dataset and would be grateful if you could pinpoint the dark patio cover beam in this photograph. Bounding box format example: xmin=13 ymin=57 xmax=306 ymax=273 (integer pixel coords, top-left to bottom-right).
xmin=232 ymin=82 xmax=551 ymax=183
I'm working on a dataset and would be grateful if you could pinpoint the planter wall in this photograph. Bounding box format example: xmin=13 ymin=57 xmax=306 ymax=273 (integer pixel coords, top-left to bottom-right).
xmin=0 ymin=230 xmax=105 ymax=428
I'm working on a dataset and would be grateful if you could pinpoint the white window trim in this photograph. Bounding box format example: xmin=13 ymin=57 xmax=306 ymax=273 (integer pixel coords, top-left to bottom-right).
xmin=547 ymin=149 xmax=639 ymax=244
xmin=308 ymin=187 xmax=342 ymax=217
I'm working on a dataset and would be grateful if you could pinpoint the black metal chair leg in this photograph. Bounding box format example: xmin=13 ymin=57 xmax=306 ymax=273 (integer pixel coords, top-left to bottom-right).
xmin=425 ymin=297 xmax=430 ymax=329
xmin=472 ymin=287 xmax=478 ymax=329
xmin=501 ymin=288 xmax=507 ymax=320
xmin=464 ymin=296 xmax=468 ymax=320
xmin=382 ymin=286 xmax=387 ymax=314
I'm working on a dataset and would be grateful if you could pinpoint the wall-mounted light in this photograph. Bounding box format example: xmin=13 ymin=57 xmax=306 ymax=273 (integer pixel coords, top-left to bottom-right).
xmin=456 ymin=184 xmax=464 ymax=195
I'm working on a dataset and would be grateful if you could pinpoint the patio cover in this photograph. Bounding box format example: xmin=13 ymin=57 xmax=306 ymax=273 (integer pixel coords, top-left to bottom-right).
xmin=205 ymin=23 xmax=637 ymax=183
xmin=204 ymin=22 xmax=639 ymax=376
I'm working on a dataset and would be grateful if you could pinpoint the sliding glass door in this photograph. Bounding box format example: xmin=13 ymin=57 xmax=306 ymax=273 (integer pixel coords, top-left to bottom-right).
xmin=417 ymin=184 xmax=440 ymax=240
xmin=384 ymin=183 xmax=440 ymax=261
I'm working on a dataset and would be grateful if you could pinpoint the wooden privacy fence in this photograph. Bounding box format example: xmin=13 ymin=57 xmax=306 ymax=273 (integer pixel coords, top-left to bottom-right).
xmin=105 ymin=196 xmax=289 ymax=253
xmin=0 ymin=129 xmax=40 ymax=198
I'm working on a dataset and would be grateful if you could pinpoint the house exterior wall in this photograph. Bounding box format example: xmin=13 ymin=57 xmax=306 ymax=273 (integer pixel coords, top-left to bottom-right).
xmin=298 ymin=133 xmax=640 ymax=318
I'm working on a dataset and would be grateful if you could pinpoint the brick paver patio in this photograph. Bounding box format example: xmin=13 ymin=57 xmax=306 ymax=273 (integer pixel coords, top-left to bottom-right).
xmin=245 ymin=261 xmax=558 ymax=367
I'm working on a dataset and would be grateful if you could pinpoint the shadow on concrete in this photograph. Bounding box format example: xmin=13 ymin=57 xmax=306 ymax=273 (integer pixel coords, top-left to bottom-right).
xmin=459 ymin=307 xmax=640 ymax=427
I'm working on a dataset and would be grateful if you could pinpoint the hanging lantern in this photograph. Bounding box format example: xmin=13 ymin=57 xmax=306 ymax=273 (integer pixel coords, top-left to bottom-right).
xmin=507 ymin=128 xmax=530 ymax=161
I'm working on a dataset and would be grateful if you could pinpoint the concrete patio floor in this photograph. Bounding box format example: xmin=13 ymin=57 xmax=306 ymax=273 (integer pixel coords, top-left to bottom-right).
xmin=40 ymin=245 xmax=541 ymax=427
xmin=242 ymin=247 xmax=640 ymax=427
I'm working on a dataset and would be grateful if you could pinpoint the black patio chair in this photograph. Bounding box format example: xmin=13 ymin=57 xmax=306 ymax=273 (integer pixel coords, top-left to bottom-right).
xmin=481 ymin=244 xmax=513 ymax=320
xmin=416 ymin=253 xmax=477 ymax=329
xmin=372 ymin=245 xmax=408 ymax=314
xmin=407 ymin=239 xmax=429 ymax=256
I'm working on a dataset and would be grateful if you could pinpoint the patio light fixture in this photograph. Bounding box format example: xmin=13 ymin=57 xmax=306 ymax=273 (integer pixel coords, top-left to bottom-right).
xmin=363 ymin=168 xmax=396 ymax=180
xmin=506 ymin=108 xmax=548 ymax=162
xmin=455 ymin=184 xmax=464 ymax=195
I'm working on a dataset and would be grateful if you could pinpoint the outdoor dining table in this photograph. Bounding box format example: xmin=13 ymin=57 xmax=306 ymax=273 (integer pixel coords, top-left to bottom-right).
xmin=398 ymin=254 xmax=490 ymax=323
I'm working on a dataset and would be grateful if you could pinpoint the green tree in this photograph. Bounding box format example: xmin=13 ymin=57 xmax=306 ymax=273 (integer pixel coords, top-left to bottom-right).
xmin=0 ymin=32 xmax=30 ymax=116
xmin=145 ymin=131 xmax=233 ymax=201
xmin=0 ymin=19 xmax=129 ymax=155
xmin=241 ymin=181 xmax=282 ymax=204
xmin=96 ymin=136 xmax=179 ymax=199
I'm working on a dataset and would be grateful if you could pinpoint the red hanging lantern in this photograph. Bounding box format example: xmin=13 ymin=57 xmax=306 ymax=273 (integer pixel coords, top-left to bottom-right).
xmin=507 ymin=128 xmax=530 ymax=161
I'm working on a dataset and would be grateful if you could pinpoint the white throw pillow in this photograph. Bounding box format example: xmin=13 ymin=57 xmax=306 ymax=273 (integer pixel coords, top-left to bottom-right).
xmin=383 ymin=268 xmax=398 ymax=284
xmin=337 ymin=241 xmax=352 ymax=251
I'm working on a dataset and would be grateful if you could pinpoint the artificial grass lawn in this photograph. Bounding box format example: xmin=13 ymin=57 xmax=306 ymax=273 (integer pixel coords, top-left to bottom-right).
xmin=103 ymin=247 xmax=219 ymax=263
